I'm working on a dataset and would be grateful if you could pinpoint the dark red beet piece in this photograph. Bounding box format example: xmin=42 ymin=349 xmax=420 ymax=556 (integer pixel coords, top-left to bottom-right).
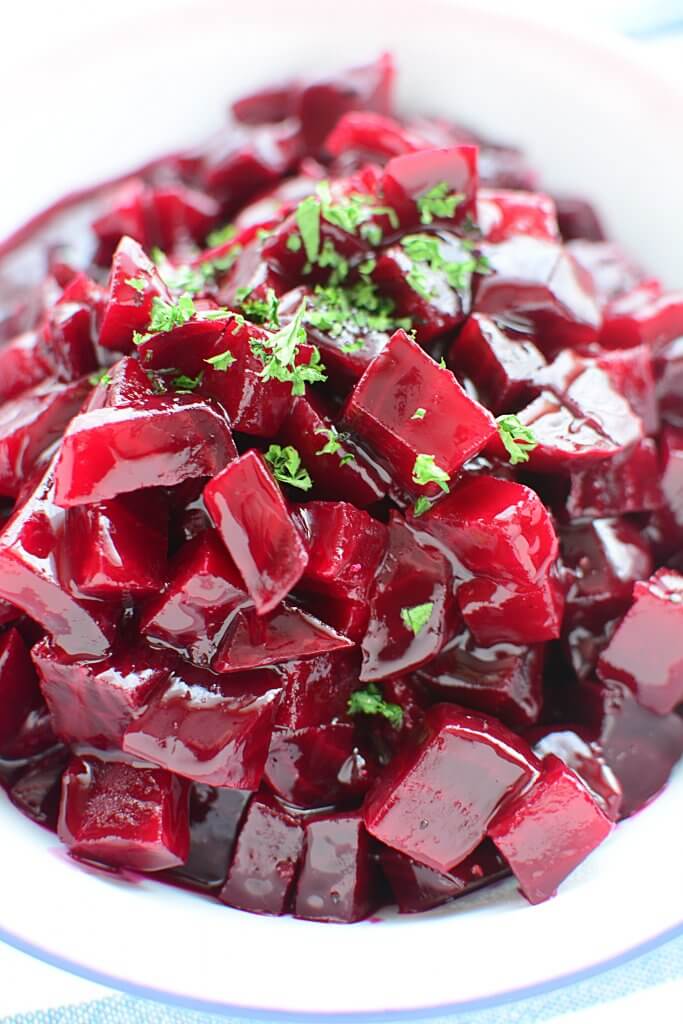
xmin=600 ymin=284 xmax=683 ymax=353
xmin=380 ymin=839 xmax=509 ymax=914
xmin=298 ymin=53 xmax=395 ymax=152
xmin=98 ymin=236 xmax=172 ymax=353
xmin=264 ymin=723 xmax=356 ymax=809
xmin=53 ymin=395 xmax=236 ymax=507
xmin=0 ymin=459 xmax=119 ymax=659
xmin=476 ymin=189 xmax=559 ymax=244
xmin=204 ymin=450 xmax=309 ymax=615
xmin=273 ymin=650 xmax=362 ymax=730
xmin=566 ymin=240 xmax=645 ymax=304
xmin=343 ymin=329 xmax=496 ymax=499
xmin=554 ymin=197 xmax=604 ymax=242
xmin=561 ymin=518 xmax=653 ymax=623
xmin=325 ymin=111 xmax=424 ymax=163
xmin=0 ymin=628 xmax=42 ymax=749
xmin=219 ymin=795 xmax=304 ymax=916
xmin=563 ymin=439 xmax=663 ymax=520
xmin=576 ymin=679 xmax=683 ymax=817
xmin=655 ymin=337 xmax=683 ymax=429
xmin=449 ymin=314 xmax=545 ymax=414
xmin=32 ymin=637 xmax=171 ymax=749
xmin=8 ymin=747 xmax=69 ymax=830
xmin=596 ymin=345 xmax=658 ymax=436
xmin=41 ymin=275 xmax=99 ymax=381
xmin=457 ymin=573 xmax=564 ymax=646
xmin=364 ymin=704 xmax=540 ymax=873
xmin=596 ymin=568 xmax=683 ymax=715
xmin=488 ymin=754 xmax=613 ymax=904
xmin=58 ymin=754 xmax=190 ymax=872
xmin=122 ymin=660 xmax=282 ymax=789
xmin=361 ymin=512 xmax=455 ymax=682
xmin=0 ymin=330 xmax=54 ymax=404
xmin=648 ymin=427 xmax=683 ymax=560
xmin=294 ymin=812 xmax=380 ymax=922
xmin=199 ymin=120 xmax=301 ymax=206
xmin=165 ymin=785 xmax=251 ymax=892
xmin=380 ymin=146 xmax=478 ymax=227
xmin=528 ymin=727 xmax=622 ymax=821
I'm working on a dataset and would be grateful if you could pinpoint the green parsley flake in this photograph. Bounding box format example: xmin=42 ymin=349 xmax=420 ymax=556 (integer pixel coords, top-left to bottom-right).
xmin=172 ymin=372 xmax=203 ymax=392
xmin=286 ymin=233 xmax=302 ymax=252
xmin=148 ymin=294 xmax=196 ymax=333
xmin=411 ymin=408 xmax=426 ymax=420
xmin=400 ymin=602 xmax=434 ymax=636
xmin=412 ymin=453 xmax=450 ymax=493
xmin=305 ymin=281 xmax=411 ymax=342
xmin=295 ymin=196 xmax=321 ymax=263
xmin=417 ymin=182 xmax=465 ymax=225
xmin=347 ymin=683 xmax=403 ymax=728
xmin=206 ymin=224 xmax=237 ymax=247
xmin=125 ymin=276 xmax=146 ymax=293
xmin=237 ymin=287 xmax=280 ymax=328
xmin=264 ymin=444 xmax=312 ymax=491
xmin=360 ymin=222 xmax=383 ymax=246
xmin=413 ymin=496 xmax=431 ymax=517
xmin=402 ymin=233 xmax=481 ymax=298
xmin=340 ymin=338 xmax=366 ymax=354
xmin=314 ymin=426 xmax=355 ymax=465
xmin=89 ymin=370 xmax=112 ymax=386
xmin=204 ymin=349 xmax=236 ymax=372
xmin=497 ymin=415 xmax=539 ymax=466
xmin=250 ymin=300 xmax=326 ymax=396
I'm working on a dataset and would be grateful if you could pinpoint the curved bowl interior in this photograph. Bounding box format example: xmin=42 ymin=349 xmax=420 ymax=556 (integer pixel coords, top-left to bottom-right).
xmin=1 ymin=0 xmax=682 ymax=1017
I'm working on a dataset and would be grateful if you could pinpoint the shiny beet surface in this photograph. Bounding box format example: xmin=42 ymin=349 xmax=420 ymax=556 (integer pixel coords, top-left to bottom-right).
xmin=0 ymin=54 xmax=679 ymax=923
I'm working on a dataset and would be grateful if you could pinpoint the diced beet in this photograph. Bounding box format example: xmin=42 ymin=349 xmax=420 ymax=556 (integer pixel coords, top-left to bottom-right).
xmin=361 ymin=512 xmax=455 ymax=682
xmin=476 ymin=189 xmax=559 ymax=244
xmin=0 ymin=459 xmax=119 ymax=659
xmin=63 ymin=490 xmax=168 ymax=599
xmin=0 ymin=628 xmax=42 ymax=749
xmin=279 ymin=394 xmax=389 ymax=508
xmin=204 ymin=450 xmax=308 ymax=615
xmin=103 ymin=355 xmax=156 ymax=407
xmin=554 ymin=197 xmax=604 ymax=242
xmin=220 ymin=795 xmax=304 ymax=915
xmin=265 ymin=723 xmax=356 ymax=808
xmin=561 ymin=518 xmax=653 ymax=623
xmin=372 ymin=234 xmax=474 ymax=344
xmin=232 ymin=79 xmax=300 ymax=125
xmin=41 ymin=284 xmax=98 ymax=382
xmin=449 ymin=314 xmax=545 ymax=414
xmin=53 ymin=395 xmax=236 ymax=507
xmin=325 ymin=111 xmax=424 ymax=162
xmin=32 ymin=636 xmax=171 ymax=749
xmin=0 ymin=378 xmax=90 ymax=499
xmin=274 ymin=650 xmax=362 ymax=730
xmin=596 ymin=568 xmax=683 ymax=715
xmin=215 ymin=236 xmax=289 ymax=308
xmin=650 ymin=427 xmax=683 ymax=558
xmin=343 ymin=329 xmax=496 ymax=498
xmin=98 ymin=236 xmax=172 ymax=353
xmin=416 ymin=475 xmax=558 ymax=587
xmin=417 ymin=627 xmax=544 ymax=729
xmin=294 ymin=812 xmax=380 ymax=922
xmin=600 ymin=284 xmax=683 ymax=353
xmin=566 ymin=240 xmax=645 ymax=304
xmin=58 ymin=754 xmax=190 ymax=872
xmin=562 ymin=439 xmax=663 ymax=520
xmin=262 ymin=207 xmax=368 ymax=286
xmin=380 ymin=839 xmax=509 ymax=914
xmin=458 ymin=572 xmax=564 ymax=646
xmin=140 ymin=529 xmax=250 ymax=668
xmin=474 ymin=237 xmax=601 ymax=354
xmin=8 ymin=747 xmax=69 ymax=830
xmin=122 ymin=661 xmax=282 ymax=789
xmin=297 ymin=53 xmax=395 ymax=152
xmin=146 ymin=186 xmax=220 ymax=253
xmin=364 ymin=704 xmax=539 ymax=872
xmin=596 ymin=345 xmax=658 ymax=436
xmin=0 ymin=330 xmax=53 ymax=404
xmin=91 ymin=181 xmax=147 ymax=264
xmin=199 ymin=121 xmax=301 ymax=205
xmin=576 ymin=678 xmax=683 ymax=817
xmin=136 ymin=319 xmax=228 ymax=381
xmin=488 ymin=754 xmax=613 ymax=904
xmin=655 ymin=337 xmax=683 ymax=429
xmin=528 ymin=728 xmax=622 ymax=821
xmin=165 ymin=785 xmax=251 ymax=892
xmin=380 ymin=146 xmax=477 ymax=227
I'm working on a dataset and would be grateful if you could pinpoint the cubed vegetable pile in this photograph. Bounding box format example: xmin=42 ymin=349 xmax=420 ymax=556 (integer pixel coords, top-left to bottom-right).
xmin=0 ymin=54 xmax=681 ymax=923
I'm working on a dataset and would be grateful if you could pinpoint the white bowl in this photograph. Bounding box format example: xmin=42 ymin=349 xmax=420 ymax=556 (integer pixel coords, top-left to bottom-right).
xmin=1 ymin=1 xmax=682 ymax=1017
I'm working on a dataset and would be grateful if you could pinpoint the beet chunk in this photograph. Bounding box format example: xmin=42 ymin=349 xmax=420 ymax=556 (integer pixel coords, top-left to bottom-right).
xmin=363 ymin=704 xmax=539 ymax=873
xmin=562 ymin=439 xmax=663 ymax=520
xmin=380 ymin=146 xmax=478 ymax=228
xmin=220 ymin=795 xmax=304 ymax=916
xmin=380 ymin=839 xmax=509 ymax=914
xmin=166 ymin=785 xmax=251 ymax=892
xmin=343 ymin=329 xmax=496 ymax=499
xmin=0 ymin=330 xmax=54 ymax=404
xmin=528 ymin=727 xmax=622 ymax=821
xmin=488 ymin=754 xmax=613 ymax=904
xmin=98 ymin=236 xmax=172 ymax=353
xmin=449 ymin=314 xmax=545 ymax=414
xmin=596 ymin=569 xmax=683 ymax=715
xmin=122 ymin=661 xmax=282 ymax=789
xmin=298 ymin=53 xmax=395 ymax=152
xmin=294 ymin=812 xmax=380 ymax=922
xmin=32 ymin=637 xmax=171 ymax=749
xmin=600 ymin=283 xmax=683 ymax=353
xmin=0 ymin=628 xmax=42 ymax=749
xmin=265 ymin=723 xmax=356 ymax=809
xmin=476 ymin=189 xmax=559 ymax=244
xmin=204 ymin=450 xmax=308 ymax=615
xmin=457 ymin=573 xmax=564 ymax=646
xmin=8 ymin=747 xmax=69 ymax=830
xmin=58 ymin=755 xmax=190 ymax=872
xmin=53 ymin=395 xmax=236 ymax=507
xmin=274 ymin=650 xmax=362 ymax=730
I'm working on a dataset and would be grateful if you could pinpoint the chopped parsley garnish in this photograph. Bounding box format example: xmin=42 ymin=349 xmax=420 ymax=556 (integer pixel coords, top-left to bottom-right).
xmin=89 ymin=369 xmax=112 ymax=386
xmin=204 ymin=349 xmax=236 ymax=372
xmin=417 ymin=182 xmax=465 ymax=225
xmin=314 ymin=239 xmax=349 ymax=285
xmin=148 ymin=294 xmax=196 ymax=333
xmin=295 ymin=196 xmax=321 ymax=263
xmin=172 ymin=372 xmax=203 ymax=392
xmin=206 ymin=224 xmax=237 ymax=247
xmin=125 ymin=276 xmax=146 ymax=293
xmin=155 ymin=248 xmax=242 ymax=297
xmin=411 ymin=408 xmax=426 ymax=420
xmin=305 ymin=280 xmax=411 ymax=341
xmin=401 ymin=233 xmax=488 ymax=299
xmin=249 ymin=300 xmax=326 ymax=396
xmin=413 ymin=496 xmax=431 ymax=517
xmin=316 ymin=181 xmax=398 ymax=236
xmin=347 ymin=683 xmax=403 ymax=728
xmin=400 ymin=602 xmax=434 ymax=636
xmin=314 ymin=426 xmax=355 ymax=465
xmin=236 ymin=287 xmax=280 ymax=328
xmin=286 ymin=234 xmax=302 ymax=252
xmin=360 ymin=222 xmax=383 ymax=246
xmin=497 ymin=415 xmax=539 ymax=465
xmin=264 ymin=444 xmax=312 ymax=491
xmin=412 ymin=453 xmax=450 ymax=493
xmin=340 ymin=338 xmax=366 ymax=354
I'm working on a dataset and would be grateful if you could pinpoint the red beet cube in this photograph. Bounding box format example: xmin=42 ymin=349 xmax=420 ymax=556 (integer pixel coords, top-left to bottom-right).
xmin=325 ymin=111 xmax=423 ymax=163
xmin=361 ymin=512 xmax=456 ymax=681
xmin=274 ymin=650 xmax=362 ymax=730
xmin=488 ymin=754 xmax=613 ymax=904
xmin=363 ymin=704 xmax=539 ymax=872
xmin=58 ymin=755 xmax=190 ymax=872
xmin=166 ymin=785 xmax=251 ymax=893
xmin=204 ymin=450 xmax=308 ymax=615
xmin=596 ymin=568 xmax=683 ymax=715
xmin=655 ymin=337 xmax=683 ymax=429
xmin=563 ymin=439 xmax=663 ymax=520
xmin=343 ymin=329 xmax=496 ymax=498
xmin=380 ymin=839 xmax=508 ymax=914
xmin=32 ymin=636 xmax=171 ymax=749
xmin=9 ymin=748 xmax=69 ymax=830
xmin=264 ymin=723 xmax=356 ymax=808
xmin=102 ymin=355 xmax=156 ymax=408
xmin=554 ymin=196 xmax=604 ymax=242
xmin=41 ymin=281 xmax=98 ymax=381
xmin=449 ymin=314 xmax=545 ymax=414
xmin=566 ymin=240 xmax=644 ymax=304
xmin=298 ymin=53 xmax=395 ymax=152
xmin=0 ymin=627 xmax=42 ymax=749
xmin=0 ymin=459 xmax=119 ymax=659
xmin=529 ymin=728 xmax=623 ymax=821
xmin=380 ymin=146 xmax=478 ymax=227
xmin=220 ymin=795 xmax=304 ymax=915
xmin=0 ymin=330 xmax=53 ymax=404
xmin=294 ymin=812 xmax=380 ymax=922
xmin=596 ymin=345 xmax=658 ymax=435
xmin=200 ymin=121 xmax=301 ymax=205
xmin=98 ymin=236 xmax=172 ymax=353
xmin=457 ymin=573 xmax=564 ymax=646
xmin=122 ymin=660 xmax=282 ymax=789
xmin=600 ymin=284 xmax=683 ymax=353
xmin=476 ymin=189 xmax=559 ymax=243
xmin=53 ymin=395 xmax=236 ymax=507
